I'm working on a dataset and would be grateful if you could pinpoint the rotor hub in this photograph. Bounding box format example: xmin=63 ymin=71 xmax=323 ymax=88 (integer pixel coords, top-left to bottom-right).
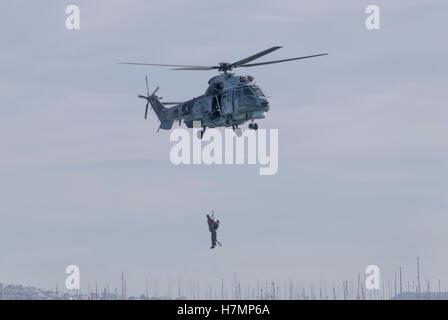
xmin=218 ymin=62 xmax=232 ymax=73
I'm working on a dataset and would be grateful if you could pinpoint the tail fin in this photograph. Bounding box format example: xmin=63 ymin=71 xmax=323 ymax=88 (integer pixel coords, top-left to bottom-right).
xmin=148 ymin=88 xmax=174 ymax=130
xmin=148 ymin=87 xmax=166 ymax=120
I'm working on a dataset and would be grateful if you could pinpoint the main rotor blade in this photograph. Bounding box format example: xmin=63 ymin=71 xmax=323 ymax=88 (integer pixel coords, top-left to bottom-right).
xmin=171 ymin=66 xmax=217 ymax=70
xmin=231 ymin=46 xmax=282 ymax=67
xmin=145 ymin=76 xmax=149 ymax=96
xmin=237 ymin=53 xmax=328 ymax=68
xmin=118 ymin=62 xmax=214 ymax=69
xmin=144 ymin=101 xmax=149 ymax=119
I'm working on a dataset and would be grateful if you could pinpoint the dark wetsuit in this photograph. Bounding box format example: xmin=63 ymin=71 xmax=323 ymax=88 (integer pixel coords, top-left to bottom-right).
xmin=207 ymin=215 xmax=220 ymax=248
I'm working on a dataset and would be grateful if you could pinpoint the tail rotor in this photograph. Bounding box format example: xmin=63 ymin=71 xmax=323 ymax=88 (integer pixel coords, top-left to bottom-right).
xmin=138 ymin=76 xmax=151 ymax=119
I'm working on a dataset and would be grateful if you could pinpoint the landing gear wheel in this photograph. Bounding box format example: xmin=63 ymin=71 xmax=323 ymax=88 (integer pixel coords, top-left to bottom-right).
xmin=248 ymin=123 xmax=253 ymax=130
xmin=253 ymin=123 xmax=258 ymax=131
xmin=235 ymin=128 xmax=243 ymax=137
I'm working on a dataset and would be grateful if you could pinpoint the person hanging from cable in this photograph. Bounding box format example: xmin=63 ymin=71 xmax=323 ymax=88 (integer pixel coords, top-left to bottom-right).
xmin=206 ymin=212 xmax=221 ymax=249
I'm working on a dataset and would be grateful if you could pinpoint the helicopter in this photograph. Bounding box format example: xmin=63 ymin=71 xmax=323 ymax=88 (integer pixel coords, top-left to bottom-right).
xmin=119 ymin=46 xmax=327 ymax=138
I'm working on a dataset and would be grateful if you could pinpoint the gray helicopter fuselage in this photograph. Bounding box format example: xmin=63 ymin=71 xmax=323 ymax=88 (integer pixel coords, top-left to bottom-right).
xmin=151 ymin=73 xmax=269 ymax=130
xmin=126 ymin=46 xmax=327 ymax=131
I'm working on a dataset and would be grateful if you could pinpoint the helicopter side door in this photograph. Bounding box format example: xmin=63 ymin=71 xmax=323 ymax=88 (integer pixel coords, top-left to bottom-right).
xmin=220 ymin=92 xmax=233 ymax=116
xmin=234 ymin=88 xmax=240 ymax=114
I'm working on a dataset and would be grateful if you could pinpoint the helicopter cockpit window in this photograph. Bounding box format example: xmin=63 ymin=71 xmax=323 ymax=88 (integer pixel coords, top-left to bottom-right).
xmin=242 ymin=87 xmax=253 ymax=96
xmin=236 ymin=88 xmax=249 ymax=97
xmin=250 ymin=85 xmax=265 ymax=97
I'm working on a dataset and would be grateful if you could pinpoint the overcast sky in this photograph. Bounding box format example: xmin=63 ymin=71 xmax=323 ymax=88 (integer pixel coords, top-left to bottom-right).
xmin=0 ymin=0 xmax=447 ymax=297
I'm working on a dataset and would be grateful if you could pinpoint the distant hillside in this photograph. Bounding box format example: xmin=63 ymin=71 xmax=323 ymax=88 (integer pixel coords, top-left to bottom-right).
xmin=0 ymin=283 xmax=68 ymax=300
